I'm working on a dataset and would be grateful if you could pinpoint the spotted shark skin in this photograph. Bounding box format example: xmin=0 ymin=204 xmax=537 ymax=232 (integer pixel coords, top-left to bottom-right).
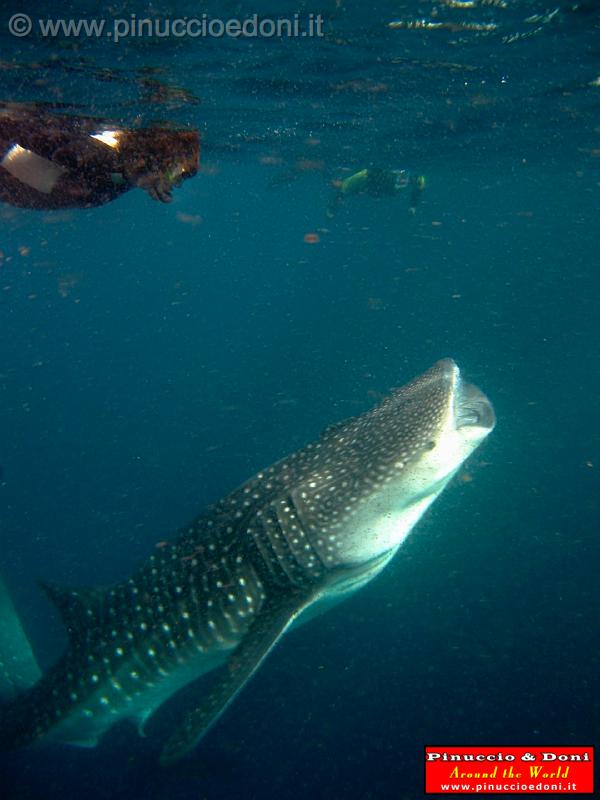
xmin=0 ymin=359 xmax=495 ymax=764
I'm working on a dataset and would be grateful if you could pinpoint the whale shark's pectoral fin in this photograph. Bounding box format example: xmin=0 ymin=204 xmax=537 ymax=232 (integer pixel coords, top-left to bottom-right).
xmin=159 ymin=589 xmax=314 ymax=765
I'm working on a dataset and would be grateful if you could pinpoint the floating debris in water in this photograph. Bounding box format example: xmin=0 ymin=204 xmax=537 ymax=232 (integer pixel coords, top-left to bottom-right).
xmin=388 ymin=0 xmax=573 ymax=44
xmin=442 ymin=0 xmax=507 ymax=7
xmin=388 ymin=19 xmax=498 ymax=32
xmin=303 ymin=232 xmax=320 ymax=244
xmin=176 ymin=212 xmax=203 ymax=226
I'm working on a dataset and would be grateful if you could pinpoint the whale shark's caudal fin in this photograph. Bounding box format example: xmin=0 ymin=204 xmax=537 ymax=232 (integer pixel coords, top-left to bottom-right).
xmin=0 ymin=576 xmax=42 ymax=701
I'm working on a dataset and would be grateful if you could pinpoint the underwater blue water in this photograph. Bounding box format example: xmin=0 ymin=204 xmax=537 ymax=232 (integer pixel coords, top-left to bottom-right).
xmin=0 ymin=1 xmax=598 ymax=798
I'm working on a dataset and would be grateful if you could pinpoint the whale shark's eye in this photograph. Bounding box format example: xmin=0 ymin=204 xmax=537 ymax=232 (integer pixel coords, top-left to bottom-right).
xmin=425 ymin=440 xmax=436 ymax=451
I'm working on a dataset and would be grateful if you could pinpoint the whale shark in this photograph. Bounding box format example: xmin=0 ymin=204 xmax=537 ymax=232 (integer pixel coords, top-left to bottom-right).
xmin=0 ymin=358 xmax=494 ymax=764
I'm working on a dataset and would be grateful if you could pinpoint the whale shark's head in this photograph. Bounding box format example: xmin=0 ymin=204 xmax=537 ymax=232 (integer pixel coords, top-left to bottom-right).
xmin=290 ymin=359 xmax=495 ymax=569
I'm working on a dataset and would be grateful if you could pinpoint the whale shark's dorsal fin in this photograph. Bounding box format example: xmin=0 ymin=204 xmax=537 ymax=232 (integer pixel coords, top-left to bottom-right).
xmin=160 ymin=589 xmax=315 ymax=765
xmin=39 ymin=582 xmax=105 ymax=638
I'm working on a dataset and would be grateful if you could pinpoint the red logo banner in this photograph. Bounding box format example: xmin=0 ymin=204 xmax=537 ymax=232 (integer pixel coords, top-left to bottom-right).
xmin=425 ymin=746 xmax=594 ymax=794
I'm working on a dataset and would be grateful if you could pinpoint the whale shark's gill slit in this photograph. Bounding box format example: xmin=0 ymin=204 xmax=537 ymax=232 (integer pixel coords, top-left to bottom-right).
xmin=247 ymin=498 xmax=290 ymax=586
xmin=261 ymin=494 xmax=325 ymax=590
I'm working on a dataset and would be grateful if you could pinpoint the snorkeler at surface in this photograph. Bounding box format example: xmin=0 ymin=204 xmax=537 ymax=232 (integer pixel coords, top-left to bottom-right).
xmin=0 ymin=107 xmax=199 ymax=209
xmin=327 ymin=167 xmax=426 ymax=218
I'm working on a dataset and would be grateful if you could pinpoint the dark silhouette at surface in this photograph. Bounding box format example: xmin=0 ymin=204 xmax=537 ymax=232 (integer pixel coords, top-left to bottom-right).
xmin=0 ymin=107 xmax=199 ymax=209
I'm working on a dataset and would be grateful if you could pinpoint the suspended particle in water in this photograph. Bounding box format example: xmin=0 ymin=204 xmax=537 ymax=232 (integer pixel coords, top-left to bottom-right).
xmin=303 ymin=232 xmax=320 ymax=244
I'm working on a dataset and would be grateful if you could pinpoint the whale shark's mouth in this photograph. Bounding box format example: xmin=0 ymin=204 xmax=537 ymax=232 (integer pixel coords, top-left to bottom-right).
xmin=455 ymin=379 xmax=496 ymax=431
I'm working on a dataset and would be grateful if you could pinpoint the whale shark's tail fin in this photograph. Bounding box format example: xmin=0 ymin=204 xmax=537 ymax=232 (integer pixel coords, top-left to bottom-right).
xmin=0 ymin=576 xmax=41 ymax=701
